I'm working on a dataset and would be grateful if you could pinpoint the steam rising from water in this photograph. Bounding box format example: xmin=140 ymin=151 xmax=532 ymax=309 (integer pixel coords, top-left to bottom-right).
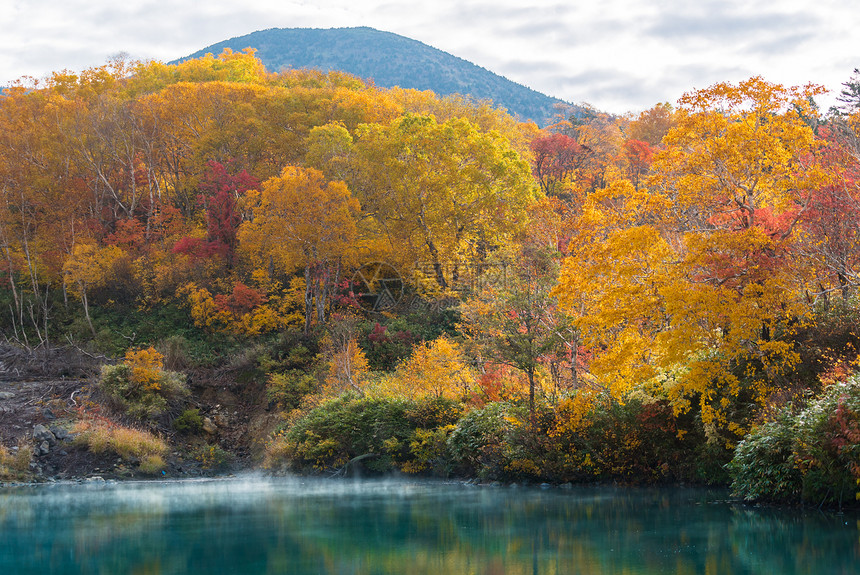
xmin=0 ymin=475 xmax=483 ymax=520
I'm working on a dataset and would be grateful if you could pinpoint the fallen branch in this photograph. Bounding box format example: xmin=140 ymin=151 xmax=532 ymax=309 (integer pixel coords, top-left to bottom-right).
xmin=329 ymin=453 xmax=379 ymax=478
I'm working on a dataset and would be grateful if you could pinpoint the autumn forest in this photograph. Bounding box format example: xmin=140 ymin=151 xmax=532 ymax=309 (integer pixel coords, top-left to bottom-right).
xmin=2 ymin=49 xmax=860 ymax=506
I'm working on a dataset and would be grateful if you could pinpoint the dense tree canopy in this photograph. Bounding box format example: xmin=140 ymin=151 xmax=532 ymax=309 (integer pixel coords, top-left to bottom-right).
xmin=5 ymin=52 xmax=860 ymax=497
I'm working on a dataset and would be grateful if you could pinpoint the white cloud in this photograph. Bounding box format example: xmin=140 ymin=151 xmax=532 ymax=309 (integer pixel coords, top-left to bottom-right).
xmin=1 ymin=0 xmax=857 ymax=114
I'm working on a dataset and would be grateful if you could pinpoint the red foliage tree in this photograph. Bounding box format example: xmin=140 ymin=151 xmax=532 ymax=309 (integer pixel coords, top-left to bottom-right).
xmin=214 ymin=281 xmax=266 ymax=315
xmin=174 ymin=161 xmax=259 ymax=264
xmin=799 ymin=125 xmax=860 ymax=301
xmin=530 ymin=133 xmax=591 ymax=197
xmin=622 ymin=139 xmax=655 ymax=189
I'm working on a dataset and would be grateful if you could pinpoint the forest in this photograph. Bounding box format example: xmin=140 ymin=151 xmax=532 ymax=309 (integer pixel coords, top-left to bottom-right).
xmin=2 ymin=49 xmax=860 ymax=507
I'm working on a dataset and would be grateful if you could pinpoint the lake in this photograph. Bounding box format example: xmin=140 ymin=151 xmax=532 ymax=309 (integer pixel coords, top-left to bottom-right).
xmin=0 ymin=477 xmax=857 ymax=574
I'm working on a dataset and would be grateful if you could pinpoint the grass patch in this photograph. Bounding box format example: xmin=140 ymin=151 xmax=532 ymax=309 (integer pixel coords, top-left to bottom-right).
xmin=74 ymin=419 xmax=168 ymax=474
xmin=0 ymin=442 xmax=31 ymax=481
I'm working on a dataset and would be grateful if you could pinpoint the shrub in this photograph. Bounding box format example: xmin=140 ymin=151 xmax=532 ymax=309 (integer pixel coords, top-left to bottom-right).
xmin=173 ymin=408 xmax=204 ymax=433
xmin=266 ymin=370 xmax=317 ymax=411
xmin=447 ymin=402 xmax=516 ymax=478
xmin=728 ymin=411 xmax=802 ymax=502
xmin=794 ymin=379 xmax=860 ymax=505
xmin=359 ymin=309 xmax=460 ymax=371
xmin=196 ymin=444 xmax=232 ymax=470
xmin=361 ymin=321 xmax=415 ymax=371
xmin=553 ymin=397 xmax=707 ymax=482
xmin=99 ymin=347 xmax=190 ymax=420
xmin=158 ymin=335 xmax=191 ymax=370
xmin=139 ymin=454 xmax=167 ymax=475
xmin=276 ymin=394 xmax=414 ymax=473
xmin=729 ymin=376 xmax=860 ymax=506
xmin=402 ymin=426 xmax=456 ymax=474
xmin=406 ymin=396 xmax=464 ymax=428
xmin=267 ymin=394 xmax=464 ymax=475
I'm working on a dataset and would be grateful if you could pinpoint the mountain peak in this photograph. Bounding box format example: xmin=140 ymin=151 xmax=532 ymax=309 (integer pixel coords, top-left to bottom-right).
xmin=178 ymin=27 xmax=575 ymax=126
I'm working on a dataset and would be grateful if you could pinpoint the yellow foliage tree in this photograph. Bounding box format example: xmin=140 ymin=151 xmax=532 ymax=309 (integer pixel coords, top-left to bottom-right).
xmin=556 ymin=78 xmax=830 ymax=442
xmin=325 ymin=338 xmax=371 ymax=395
xmin=124 ymin=347 xmax=164 ymax=392
xmin=341 ymin=114 xmax=538 ymax=289
xmin=63 ymin=243 xmax=126 ymax=337
xmin=388 ymin=337 xmax=474 ymax=400
xmin=238 ymin=165 xmax=360 ymax=333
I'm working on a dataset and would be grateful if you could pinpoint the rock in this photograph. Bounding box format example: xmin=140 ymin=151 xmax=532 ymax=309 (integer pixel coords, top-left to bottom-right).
xmin=559 ymin=482 xmax=573 ymax=490
xmin=50 ymin=426 xmax=70 ymax=441
xmin=86 ymin=476 xmax=105 ymax=482
xmin=213 ymin=414 xmax=229 ymax=427
xmin=42 ymin=407 xmax=56 ymax=420
xmin=37 ymin=441 xmax=50 ymax=456
xmin=202 ymin=417 xmax=218 ymax=435
xmin=540 ymin=483 xmax=552 ymax=489
xmin=33 ymin=424 xmax=56 ymax=445
xmin=0 ymin=391 xmax=15 ymax=400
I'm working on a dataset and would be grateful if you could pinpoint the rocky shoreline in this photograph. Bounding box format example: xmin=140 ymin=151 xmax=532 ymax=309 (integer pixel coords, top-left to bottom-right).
xmin=0 ymin=339 xmax=283 ymax=485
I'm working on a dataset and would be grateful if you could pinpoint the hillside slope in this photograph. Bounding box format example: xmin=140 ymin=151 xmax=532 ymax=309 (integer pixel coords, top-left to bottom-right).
xmin=178 ymin=27 xmax=575 ymax=126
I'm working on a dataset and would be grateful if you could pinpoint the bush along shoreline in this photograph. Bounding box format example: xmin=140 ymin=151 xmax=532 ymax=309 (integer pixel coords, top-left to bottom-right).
xmin=6 ymin=327 xmax=860 ymax=512
xmin=3 ymin=328 xmax=859 ymax=511
xmin=729 ymin=375 xmax=860 ymax=509
xmin=264 ymin=392 xmax=731 ymax=488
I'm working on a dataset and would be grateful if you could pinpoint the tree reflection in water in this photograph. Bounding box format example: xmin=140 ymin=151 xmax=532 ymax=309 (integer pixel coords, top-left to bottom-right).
xmin=0 ymin=478 xmax=857 ymax=574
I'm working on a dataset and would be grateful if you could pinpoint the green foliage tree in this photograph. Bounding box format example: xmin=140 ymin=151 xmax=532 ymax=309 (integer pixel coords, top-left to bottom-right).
xmin=341 ymin=114 xmax=538 ymax=287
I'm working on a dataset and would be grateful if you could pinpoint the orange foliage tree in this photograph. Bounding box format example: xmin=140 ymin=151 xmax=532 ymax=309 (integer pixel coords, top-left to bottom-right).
xmin=238 ymin=166 xmax=360 ymax=333
xmin=556 ymin=78 xmax=830 ymax=442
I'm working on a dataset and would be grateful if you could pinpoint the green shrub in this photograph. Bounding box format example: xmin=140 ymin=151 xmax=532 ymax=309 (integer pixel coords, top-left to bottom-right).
xmin=729 ymin=376 xmax=860 ymax=506
xmin=196 ymin=444 xmax=232 ymax=470
xmin=447 ymin=402 xmax=515 ymax=478
xmin=403 ymin=426 xmax=456 ymax=474
xmin=280 ymin=394 xmax=414 ymax=473
xmin=268 ymin=394 xmax=467 ymax=475
xmin=173 ymin=408 xmax=204 ymax=433
xmin=266 ymin=370 xmax=318 ymax=411
xmin=444 ymin=395 xmax=718 ymax=484
xmin=728 ymin=411 xmax=802 ymax=502
xmin=405 ymin=396 xmax=464 ymax=428
xmin=555 ymin=397 xmax=713 ymax=483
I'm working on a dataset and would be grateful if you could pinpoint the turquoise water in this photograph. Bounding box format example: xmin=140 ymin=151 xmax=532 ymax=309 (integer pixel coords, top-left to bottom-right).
xmin=0 ymin=477 xmax=857 ymax=574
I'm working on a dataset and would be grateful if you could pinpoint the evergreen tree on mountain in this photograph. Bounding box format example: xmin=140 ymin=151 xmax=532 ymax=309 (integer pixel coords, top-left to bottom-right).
xmin=836 ymin=68 xmax=860 ymax=112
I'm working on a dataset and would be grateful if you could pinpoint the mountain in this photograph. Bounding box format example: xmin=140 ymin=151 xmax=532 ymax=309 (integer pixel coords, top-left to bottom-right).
xmin=178 ymin=27 xmax=574 ymax=126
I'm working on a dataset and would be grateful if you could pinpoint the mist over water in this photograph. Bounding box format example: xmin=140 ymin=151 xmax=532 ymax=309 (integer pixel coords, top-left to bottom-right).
xmin=1 ymin=476 xmax=858 ymax=574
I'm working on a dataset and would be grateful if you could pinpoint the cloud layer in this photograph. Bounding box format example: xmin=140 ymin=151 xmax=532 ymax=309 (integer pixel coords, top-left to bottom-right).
xmin=1 ymin=0 xmax=855 ymax=113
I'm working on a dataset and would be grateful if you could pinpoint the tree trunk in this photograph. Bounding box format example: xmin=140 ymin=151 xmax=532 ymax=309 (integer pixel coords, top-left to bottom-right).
xmin=528 ymin=368 xmax=536 ymax=428
xmin=303 ymin=265 xmax=313 ymax=335
xmin=316 ymin=264 xmax=328 ymax=325
xmin=79 ymin=283 xmax=97 ymax=339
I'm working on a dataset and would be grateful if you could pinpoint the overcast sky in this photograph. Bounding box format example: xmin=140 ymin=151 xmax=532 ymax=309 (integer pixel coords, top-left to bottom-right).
xmin=1 ymin=0 xmax=856 ymax=114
